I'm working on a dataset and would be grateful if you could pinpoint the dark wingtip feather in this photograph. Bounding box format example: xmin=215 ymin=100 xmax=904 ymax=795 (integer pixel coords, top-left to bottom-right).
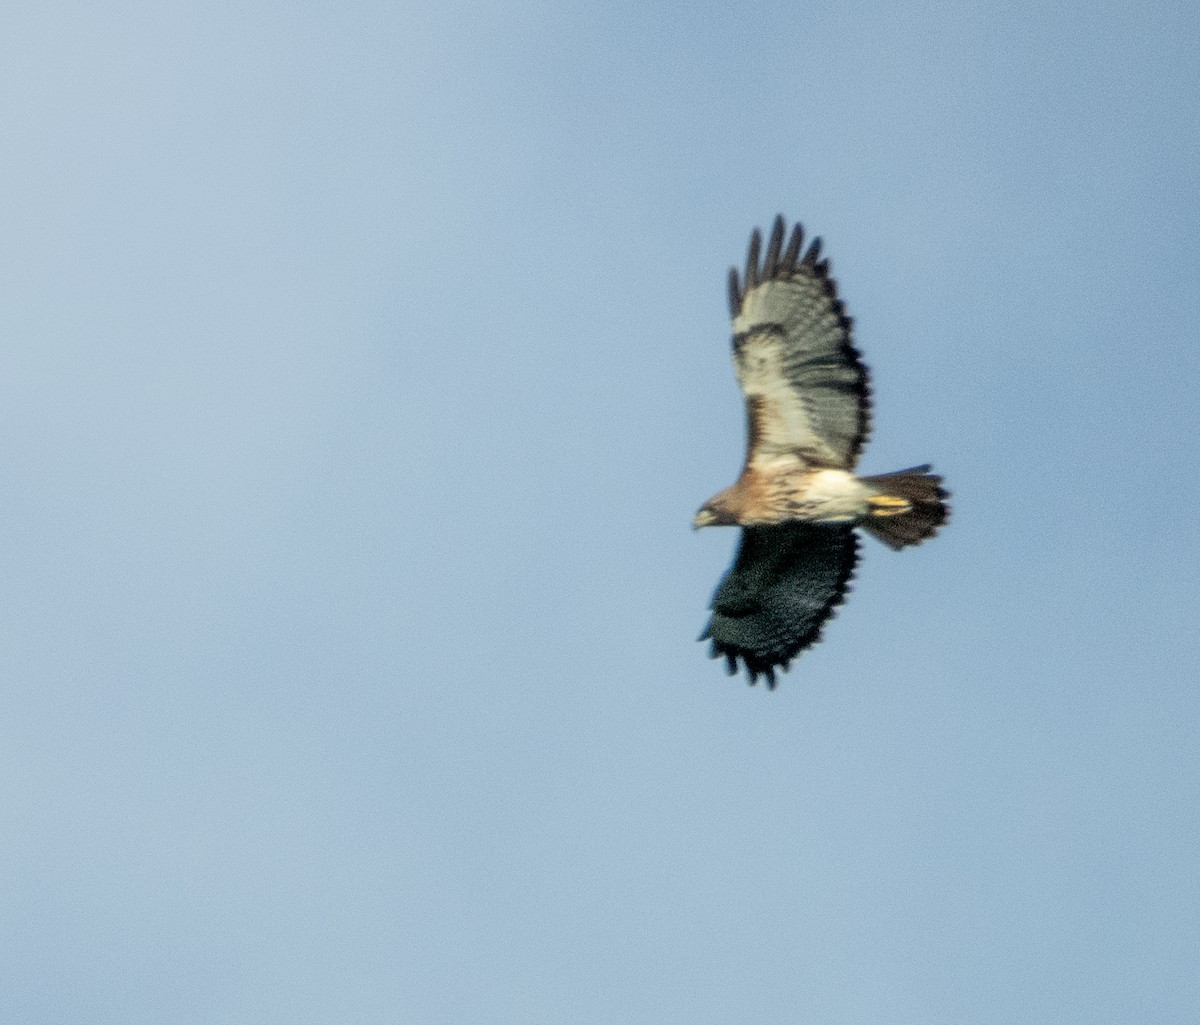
xmin=763 ymin=215 xmax=785 ymax=279
xmin=745 ymin=228 xmax=762 ymax=289
xmin=734 ymin=218 xmax=814 ymax=300
xmin=727 ymin=266 xmax=741 ymax=317
xmin=781 ymin=223 xmax=803 ymax=273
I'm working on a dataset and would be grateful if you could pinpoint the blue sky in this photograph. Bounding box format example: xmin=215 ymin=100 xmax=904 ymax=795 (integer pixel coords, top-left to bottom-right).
xmin=3 ymin=1 xmax=1198 ymax=1022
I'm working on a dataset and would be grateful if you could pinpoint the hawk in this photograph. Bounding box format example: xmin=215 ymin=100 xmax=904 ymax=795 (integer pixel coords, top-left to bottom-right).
xmin=694 ymin=216 xmax=949 ymax=688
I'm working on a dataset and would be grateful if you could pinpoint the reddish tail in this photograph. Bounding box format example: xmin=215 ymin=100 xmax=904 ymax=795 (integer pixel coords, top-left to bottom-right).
xmin=860 ymin=465 xmax=949 ymax=550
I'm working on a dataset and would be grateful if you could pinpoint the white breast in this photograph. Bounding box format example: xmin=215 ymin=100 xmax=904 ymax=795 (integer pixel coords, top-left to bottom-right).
xmin=800 ymin=469 xmax=872 ymax=522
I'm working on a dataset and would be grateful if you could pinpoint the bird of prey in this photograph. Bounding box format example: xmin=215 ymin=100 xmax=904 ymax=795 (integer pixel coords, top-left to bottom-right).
xmin=694 ymin=216 xmax=949 ymax=688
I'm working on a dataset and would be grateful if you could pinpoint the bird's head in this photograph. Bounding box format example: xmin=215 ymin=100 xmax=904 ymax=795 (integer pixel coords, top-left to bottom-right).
xmin=692 ymin=497 xmax=738 ymax=530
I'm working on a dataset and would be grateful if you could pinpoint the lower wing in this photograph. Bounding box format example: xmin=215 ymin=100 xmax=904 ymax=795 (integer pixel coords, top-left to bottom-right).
xmin=700 ymin=522 xmax=859 ymax=688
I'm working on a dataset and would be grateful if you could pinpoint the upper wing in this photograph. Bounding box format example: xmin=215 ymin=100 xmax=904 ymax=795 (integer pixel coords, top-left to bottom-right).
xmin=728 ymin=217 xmax=871 ymax=470
xmin=699 ymin=522 xmax=859 ymax=688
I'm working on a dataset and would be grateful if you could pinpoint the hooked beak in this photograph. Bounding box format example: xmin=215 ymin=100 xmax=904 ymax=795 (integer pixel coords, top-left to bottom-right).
xmin=692 ymin=508 xmax=717 ymax=530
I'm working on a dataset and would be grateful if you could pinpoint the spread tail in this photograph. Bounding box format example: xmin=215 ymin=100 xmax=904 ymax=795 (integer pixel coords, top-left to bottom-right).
xmin=860 ymin=465 xmax=949 ymax=550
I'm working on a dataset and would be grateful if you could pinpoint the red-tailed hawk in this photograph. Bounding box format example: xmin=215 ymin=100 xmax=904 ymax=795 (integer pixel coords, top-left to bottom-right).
xmin=695 ymin=217 xmax=949 ymax=688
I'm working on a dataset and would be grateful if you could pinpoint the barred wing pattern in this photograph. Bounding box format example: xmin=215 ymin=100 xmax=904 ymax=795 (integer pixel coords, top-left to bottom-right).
xmin=729 ymin=217 xmax=871 ymax=470
xmin=700 ymin=523 xmax=859 ymax=688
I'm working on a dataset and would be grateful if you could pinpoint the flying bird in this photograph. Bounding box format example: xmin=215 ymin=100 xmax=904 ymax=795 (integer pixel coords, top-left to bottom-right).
xmin=695 ymin=216 xmax=949 ymax=688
